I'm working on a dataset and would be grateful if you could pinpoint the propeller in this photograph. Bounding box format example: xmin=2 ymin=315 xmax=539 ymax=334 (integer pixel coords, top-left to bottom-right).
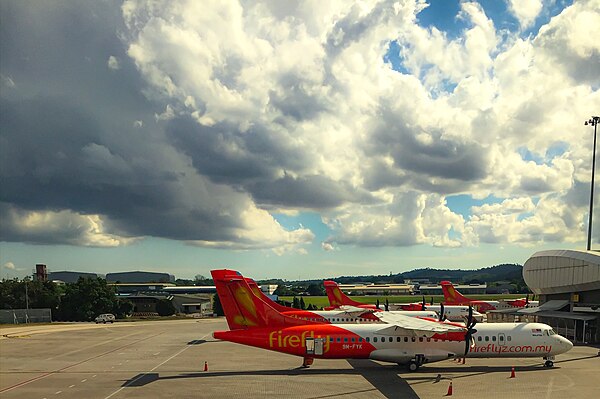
xmin=438 ymin=303 xmax=446 ymax=322
xmin=463 ymin=305 xmax=478 ymax=356
xmin=421 ymin=296 xmax=426 ymax=311
xmin=384 ymin=298 xmax=389 ymax=312
xmin=526 ymin=294 xmax=529 ymax=306
xmin=376 ymin=299 xmax=380 ymax=310
xmin=431 ymin=296 xmax=434 ymax=305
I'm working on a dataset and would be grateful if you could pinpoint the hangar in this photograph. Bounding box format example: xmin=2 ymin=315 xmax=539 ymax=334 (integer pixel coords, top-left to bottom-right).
xmin=522 ymin=249 xmax=600 ymax=344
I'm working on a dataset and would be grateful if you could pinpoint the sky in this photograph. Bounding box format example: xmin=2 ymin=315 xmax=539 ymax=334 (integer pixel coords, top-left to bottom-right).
xmin=1 ymin=0 xmax=599 ymax=280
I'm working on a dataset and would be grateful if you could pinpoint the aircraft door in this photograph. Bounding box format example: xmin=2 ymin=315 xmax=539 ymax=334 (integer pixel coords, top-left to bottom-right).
xmin=314 ymin=338 xmax=324 ymax=355
xmin=498 ymin=333 xmax=506 ymax=346
xmin=305 ymin=337 xmax=315 ymax=355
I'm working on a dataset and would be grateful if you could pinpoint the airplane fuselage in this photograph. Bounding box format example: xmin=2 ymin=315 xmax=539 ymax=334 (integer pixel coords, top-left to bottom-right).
xmin=214 ymin=322 xmax=572 ymax=366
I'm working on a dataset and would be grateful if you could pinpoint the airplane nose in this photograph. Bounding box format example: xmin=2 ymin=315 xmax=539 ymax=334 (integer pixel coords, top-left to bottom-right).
xmin=560 ymin=337 xmax=573 ymax=352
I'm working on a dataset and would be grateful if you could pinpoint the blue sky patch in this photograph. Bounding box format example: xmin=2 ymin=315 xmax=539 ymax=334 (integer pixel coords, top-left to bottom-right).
xmin=273 ymin=211 xmax=332 ymax=241
xmin=446 ymin=194 xmax=504 ymax=220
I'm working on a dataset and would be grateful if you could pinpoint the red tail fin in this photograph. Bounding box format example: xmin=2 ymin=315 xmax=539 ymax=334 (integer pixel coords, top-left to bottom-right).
xmin=211 ymin=269 xmax=316 ymax=330
xmin=440 ymin=281 xmax=471 ymax=304
xmin=324 ymin=280 xmax=374 ymax=308
xmin=244 ymin=277 xmax=293 ymax=313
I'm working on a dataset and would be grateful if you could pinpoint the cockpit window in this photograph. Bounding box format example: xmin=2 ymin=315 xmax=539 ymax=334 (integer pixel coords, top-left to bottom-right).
xmin=549 ymin=329 xmax=556 ymax=335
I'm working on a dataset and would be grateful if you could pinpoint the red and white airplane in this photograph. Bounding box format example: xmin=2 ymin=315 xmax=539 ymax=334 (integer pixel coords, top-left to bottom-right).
xmin=441 ymin=281 xmax=539 ymax=312
xmin=324 ymin=280 xmax=483 ymax=322
xmin=237 ymin=273 xmax=438 ymax=323
xmin=211 ymin=270 xmax=572 ymax=371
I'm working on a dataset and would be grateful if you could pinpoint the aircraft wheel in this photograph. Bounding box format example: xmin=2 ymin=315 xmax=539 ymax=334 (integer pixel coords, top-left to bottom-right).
xmin=407 ymin=362 xmax=419 ymax=372
xmin=544 ymin=360 xmax=554 ymax=368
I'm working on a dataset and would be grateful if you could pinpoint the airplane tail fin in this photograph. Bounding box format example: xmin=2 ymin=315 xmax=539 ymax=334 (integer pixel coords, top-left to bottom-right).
xmin=211 ymin=269 xmax=316 ymax=330
xmin=440 ymin=281 xmax=471 ymax=304
xmin=324 ymin=280 xmax=366 ymax=308
xmin=244 ymin=277 xmax=293 ymax=313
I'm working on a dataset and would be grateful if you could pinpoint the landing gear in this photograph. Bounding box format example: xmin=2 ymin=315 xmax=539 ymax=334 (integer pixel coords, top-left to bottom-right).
xmin=302 ymin=357 xmax=314 ymax=368
xmin=543 ymin=356 xmax=555 ymax=368
xmin=407 ymin=362 xmax=419 ymax=372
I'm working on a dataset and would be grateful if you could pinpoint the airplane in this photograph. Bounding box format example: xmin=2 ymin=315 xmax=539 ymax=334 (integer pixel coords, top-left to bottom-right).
xmin=397 ymin=297 xmax=485 ymax=322
xmin=441 ymin=281 xmax=539 ymax=312
xmin=324 ymin=280 xmax=483 ymax=322
xmin=211 ymin=269 xmax=573 ymax=371
xmin=233 ymin=271 xmax=440 ymax=323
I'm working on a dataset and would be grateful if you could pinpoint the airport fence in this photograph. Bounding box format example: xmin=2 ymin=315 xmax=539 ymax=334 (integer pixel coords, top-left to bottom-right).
xmin=0 ymin=308 xmax=52 ymax=324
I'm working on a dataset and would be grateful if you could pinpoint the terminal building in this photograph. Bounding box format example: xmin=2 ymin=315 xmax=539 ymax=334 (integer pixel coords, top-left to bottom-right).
xmin=491 ymin=250 xmax=600 ymax=344
xmin=106 ymin=271 xmax=175 ymax=283
xmin=339 ymin=283 xmax=413 ymax=295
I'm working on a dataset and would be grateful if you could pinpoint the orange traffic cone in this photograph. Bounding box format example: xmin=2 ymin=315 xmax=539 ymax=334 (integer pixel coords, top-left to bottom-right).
xmin=446 ymin=381 xmax=453 ymax=396
xmin=204 ymin=361 xmax=208 ymax=371
xmin=510 ymin=366 xmax=515 ymax=378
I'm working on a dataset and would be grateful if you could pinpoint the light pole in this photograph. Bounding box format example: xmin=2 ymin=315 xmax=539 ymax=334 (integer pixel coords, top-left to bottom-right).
xmin=584 ymin=116 xmax=599 ymax=251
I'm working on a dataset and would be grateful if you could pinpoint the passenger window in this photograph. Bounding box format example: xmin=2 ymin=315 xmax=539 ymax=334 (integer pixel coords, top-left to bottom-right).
xmin=411 ymin=337 xmax=416 ymax=342
xmin=434 ymin=339 xmax=438 ymax=342
xmin=336 ymin=337 xmax=341 ymax=342
xmin=389 ymin=337 xmax=393 ymax=342
xmin=330 ymin=337 xmax=334 ymax=342
xmin=374 ymin=337 xmax=378 ymax=342
xmin=366 ymin=337 xmax=370 ymax=342
xmin=404 ymin=337 xmax=408 ymax=342
xmin=477 ymin=336 xmax=482 ymax=341
xmin=427 ymin=338 xmax=431 ymax=342
xmin=485 ymin=336 xmax=489 ymax=342
xmin=397 ymin=337 xmax=401 ymax=342
xmin=344 ymin=338 xmax=348 ymax=342
xmin=507 ymin=336 xmax=511 ymax=341
xmin=351 ymin=337 xmax=355 ymax=342
xmin=419 ymin=337 xmax=423 ymax=342
xmin=358 ymin=338 xmax=363 ymax=342
xmin=492 ymin=336 xmax=496 ymax=342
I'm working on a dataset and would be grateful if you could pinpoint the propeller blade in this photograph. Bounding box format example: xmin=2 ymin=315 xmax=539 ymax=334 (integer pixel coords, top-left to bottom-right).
xmin=422 ymin=296 xmax=426 ymax=311
xmin=431 ymin=296 xmax=434 ymax=305
xmin=439 ymin=303 xmax=445 ymax=322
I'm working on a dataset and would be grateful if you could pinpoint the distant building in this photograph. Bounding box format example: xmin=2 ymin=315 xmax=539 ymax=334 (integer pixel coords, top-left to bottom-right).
xmin=339 ymin=283 xmax=413 ymax=295
xmin=34 ymin=264 xmax=48 ymax=282
xmin=106 ymin=271 xmax=175 ymax=283
xmin=48 ymin=271 xmax=98 ymax=283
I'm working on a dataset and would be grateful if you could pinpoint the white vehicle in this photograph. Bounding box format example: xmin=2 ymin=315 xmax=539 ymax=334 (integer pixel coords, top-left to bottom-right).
xmin=95 ymin=313 xmax=115 ymax=324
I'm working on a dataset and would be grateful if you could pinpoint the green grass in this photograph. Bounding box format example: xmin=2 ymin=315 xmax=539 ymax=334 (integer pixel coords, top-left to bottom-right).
xmin=279 ymin=294 xmax=526 ymax=309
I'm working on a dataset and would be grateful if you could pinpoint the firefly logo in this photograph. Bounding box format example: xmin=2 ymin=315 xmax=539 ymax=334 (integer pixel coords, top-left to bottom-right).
xmin=268 ymin=330 xmax=330 ymax=353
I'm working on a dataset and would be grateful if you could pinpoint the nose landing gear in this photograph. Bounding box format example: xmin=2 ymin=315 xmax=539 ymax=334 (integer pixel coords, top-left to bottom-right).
xmin=543 ymin=356 xmax=555 ymax=367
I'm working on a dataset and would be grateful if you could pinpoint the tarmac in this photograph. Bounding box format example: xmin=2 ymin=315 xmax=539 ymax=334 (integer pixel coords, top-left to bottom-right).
xmin=1 ymin=319 xmax=598 ymax=399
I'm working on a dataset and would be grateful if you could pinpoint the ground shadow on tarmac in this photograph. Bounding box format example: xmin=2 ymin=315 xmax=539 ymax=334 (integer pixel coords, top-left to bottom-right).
xmin=119 ymin=359 xmax=419 ymax=399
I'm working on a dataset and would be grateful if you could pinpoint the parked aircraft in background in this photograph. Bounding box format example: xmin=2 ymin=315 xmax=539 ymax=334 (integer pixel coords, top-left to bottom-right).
xmin=324 ymin=280 xmax=483 ymax=322
xmin=211 ymin=270 xmax=572 ymax=371
xmin=397 ymin=299 xmax=484 ymax=322
xmin=242 ymin=272 xmax=439 ymax=323
xmin=441 ymin=281 xmax=539 ymax=312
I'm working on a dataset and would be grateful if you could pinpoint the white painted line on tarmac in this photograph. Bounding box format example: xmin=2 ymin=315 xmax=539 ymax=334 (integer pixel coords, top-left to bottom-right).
xmin=81 ymin=379 xmax=87 ymax=383
xmin=68 ymin=385 xmax=75 ymax=388
xmin=153 ymin=352 xmax=160 ymax=356
xmin=54 ymin=391 xmax=62 ymax=395
xmin=92 ymin=375 xmax=97 ymax=378
xmin=104 ymin=332 xmax=211 ymax=399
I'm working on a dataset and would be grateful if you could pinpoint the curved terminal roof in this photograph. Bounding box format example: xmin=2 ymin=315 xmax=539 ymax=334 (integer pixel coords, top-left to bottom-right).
xmin=523 ymin=250 xmax=600 ymax=294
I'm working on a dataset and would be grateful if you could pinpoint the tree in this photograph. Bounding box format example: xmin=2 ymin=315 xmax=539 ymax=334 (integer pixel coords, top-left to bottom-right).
xmin=300 ymin=297 xmax=306 ymax=310
xmin=156 ymin=299 xmax=176 ymax=316
xmin=307 ymin=283 xmax=324 ymax=296
xmin=113 ymin=299 xmax=134 ymax=319
xmin=56 ymin=277 xmax=119 ymax=321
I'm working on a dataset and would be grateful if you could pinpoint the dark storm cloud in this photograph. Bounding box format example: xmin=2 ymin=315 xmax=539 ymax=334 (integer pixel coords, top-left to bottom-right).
xmin=0 ymin=1 xmax=305 ymax=247
xmin=166 ymin=116 xmax=308 ymax=184
xmin=247 ymin=174 xmax=375 ymax=209
xmin=363 ymin=107 xmax=488 ymax=193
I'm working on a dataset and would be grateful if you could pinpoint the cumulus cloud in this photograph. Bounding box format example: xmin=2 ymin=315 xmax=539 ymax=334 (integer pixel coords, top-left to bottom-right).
xmin=1 ymin=0 xmax=598 ymax=253
xmin=507 ymin=0 xmax=543 ymax=29
xmin=107 ymin=55 xmax=120 ymax=70
xmin=3 ymin=261 xmax=16 ymax=270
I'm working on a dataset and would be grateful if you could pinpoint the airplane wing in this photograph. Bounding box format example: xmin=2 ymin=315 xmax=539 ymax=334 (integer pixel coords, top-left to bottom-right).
xmin=374 ymin=312 xmax=465 ymax=337
xmin=336 ymin=305 xmax=378 ymax=317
